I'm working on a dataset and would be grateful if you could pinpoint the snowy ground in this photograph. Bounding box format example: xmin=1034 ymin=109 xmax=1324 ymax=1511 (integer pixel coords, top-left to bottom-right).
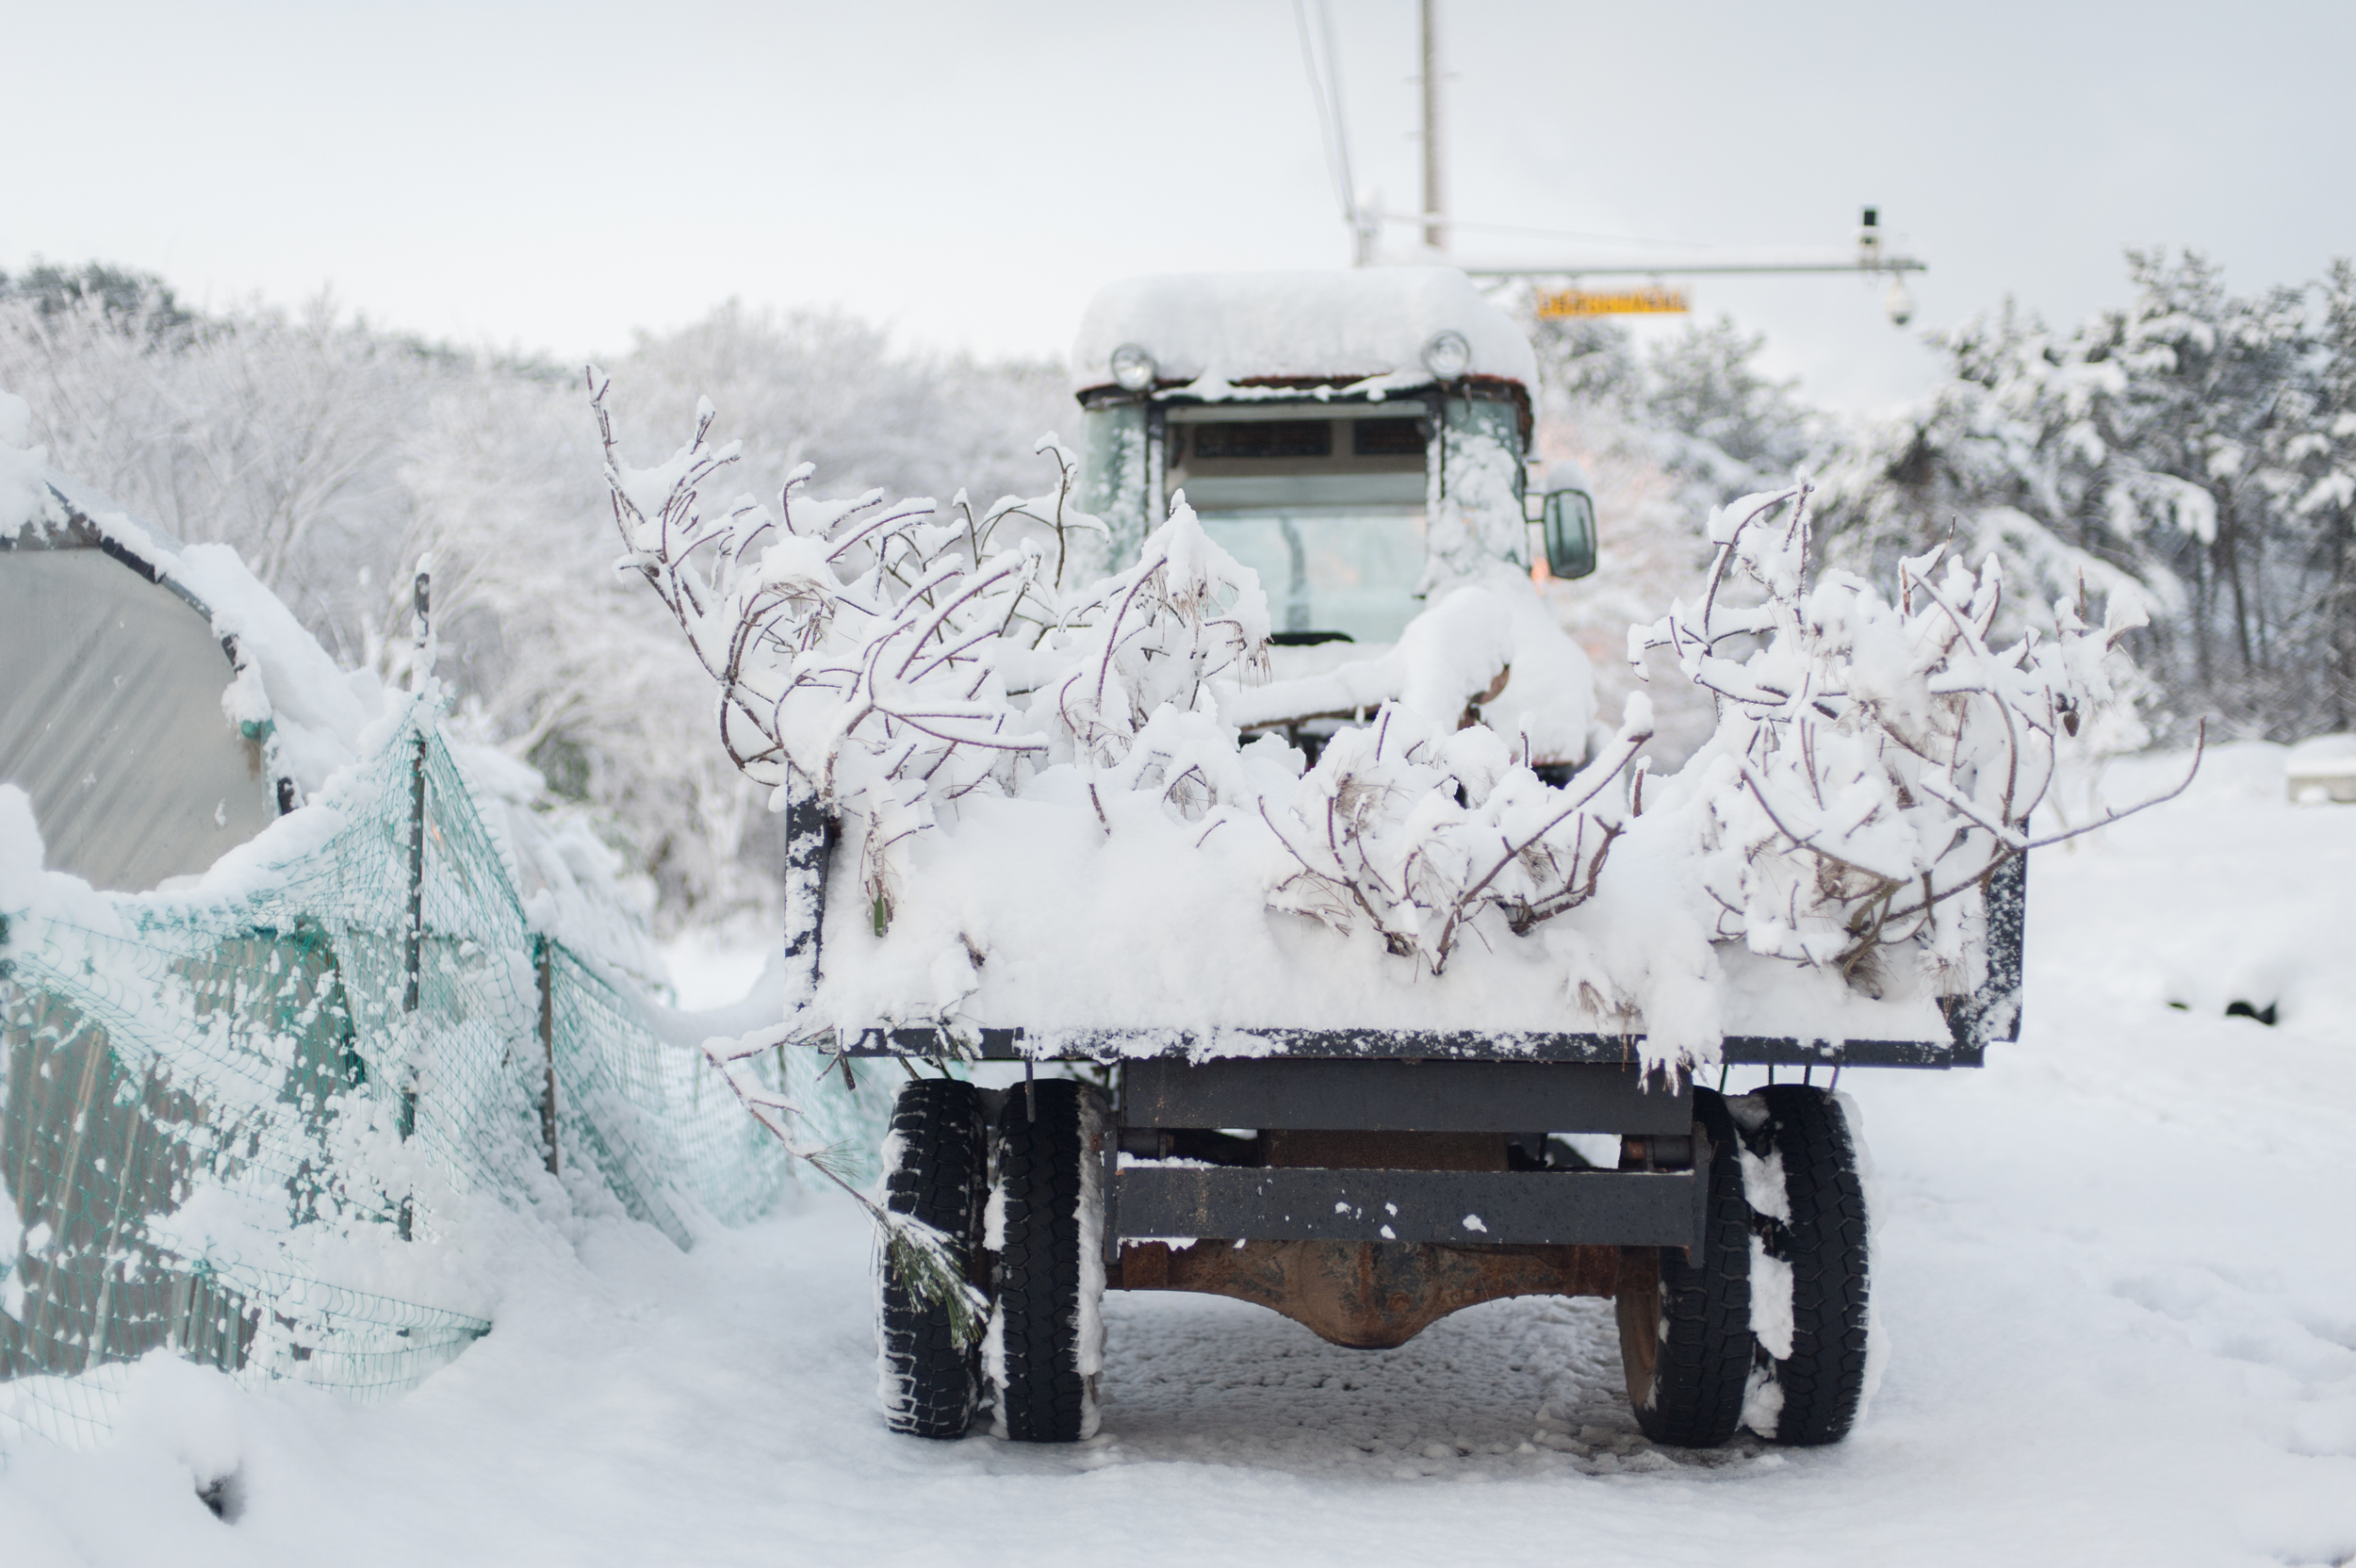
xmin=4 ymin=743 xmax=2352 ymax=1567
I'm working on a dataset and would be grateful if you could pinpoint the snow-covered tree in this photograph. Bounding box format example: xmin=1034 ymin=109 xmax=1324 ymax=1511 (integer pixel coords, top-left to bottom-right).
xmin=1812 ymin=250 xmax=2356 ymax=738
xmin=1 ymin=275 xmax=1076 ymax=934
xmin=0 ymin=285 xmax=423 ymax=649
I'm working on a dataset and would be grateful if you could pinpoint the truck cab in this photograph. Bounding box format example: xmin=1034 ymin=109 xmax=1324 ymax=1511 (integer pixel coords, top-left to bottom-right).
xmin=1067 ymin=268 xmax=1600 ymax=764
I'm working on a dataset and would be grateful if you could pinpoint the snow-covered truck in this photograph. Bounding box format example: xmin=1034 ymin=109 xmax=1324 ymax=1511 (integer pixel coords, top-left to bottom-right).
xmin=597 ymin=269 xmax=2090 ymax=1454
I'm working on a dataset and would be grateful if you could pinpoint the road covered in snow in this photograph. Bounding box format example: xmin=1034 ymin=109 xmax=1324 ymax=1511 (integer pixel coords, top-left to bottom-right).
xmin=4 ymin=742 xmax=2352 ymax=1567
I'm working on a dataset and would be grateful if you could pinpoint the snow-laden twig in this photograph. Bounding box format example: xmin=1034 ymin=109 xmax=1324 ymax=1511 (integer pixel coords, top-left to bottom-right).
xmin=699 ymin=1028 xmax=988 ymax=1347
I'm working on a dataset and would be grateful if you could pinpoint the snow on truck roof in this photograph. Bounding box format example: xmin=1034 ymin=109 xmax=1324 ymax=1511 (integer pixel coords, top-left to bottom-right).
xmin=1072 ymin=268 xmax=1538 ymax=395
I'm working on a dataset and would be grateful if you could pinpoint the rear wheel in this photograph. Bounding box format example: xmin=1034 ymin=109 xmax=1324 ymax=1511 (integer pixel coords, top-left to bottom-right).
xmin=1747 ymin=1085 xmax=1872 ymax=1446
xmin=990 ymin=1078 xmax=1107 ymax=1443
xmin=1616 ymin=1088 xmax=1754 ymax=1447
xmin=877 ymin=1077 xmax=987 ymax=1439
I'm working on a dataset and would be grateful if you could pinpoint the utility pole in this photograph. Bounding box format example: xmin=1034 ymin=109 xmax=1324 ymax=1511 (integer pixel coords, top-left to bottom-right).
xmin=1419 ymin=0 xmax=1445 ymax=253
xmin=1302 ymin=4 xmax=1922 ymax=318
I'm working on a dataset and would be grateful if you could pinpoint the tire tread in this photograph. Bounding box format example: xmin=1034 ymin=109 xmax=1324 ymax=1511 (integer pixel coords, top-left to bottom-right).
xmin=1626 ymin=1089 xmax=1755 ymax=1447
xmin=993 ymin=1080 xmax=1092 ymax=1443
xmin=1756 ymin=1085 xmax=1871 ymax=1446
xmin=879 ymin=1077 xmax=985 ymax=1440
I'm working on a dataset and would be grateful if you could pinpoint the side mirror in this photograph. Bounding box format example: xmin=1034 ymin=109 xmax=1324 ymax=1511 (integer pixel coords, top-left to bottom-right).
xmin=1538 ymin=488 xmax=1597 ymax=580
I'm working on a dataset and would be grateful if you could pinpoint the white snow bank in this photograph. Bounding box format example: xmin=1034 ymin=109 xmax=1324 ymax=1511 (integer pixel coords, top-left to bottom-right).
xmin=809 ymin=761 xmax=1948 ymax=1052
xmin=172 ymin=543 xmax=388 ymax=796
xmin=2035 ymin=740 xmax=2355 ymax=1030
xmin=1072 ymin=269 xmax=1539 ymax=394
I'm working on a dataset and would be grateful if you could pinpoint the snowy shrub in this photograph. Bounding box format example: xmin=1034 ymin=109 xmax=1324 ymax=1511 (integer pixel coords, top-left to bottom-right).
xmin=591 ymin=378 xmax=1275 ymax=934
xmin=1633 ymin=484 xmax=2195 ymax=996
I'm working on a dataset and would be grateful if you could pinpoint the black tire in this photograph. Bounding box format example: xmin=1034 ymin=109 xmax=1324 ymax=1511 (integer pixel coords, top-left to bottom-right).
xmin=878 ymin=1077 xmax=988 ymax=1440
xmin=1750 ymin=1085 xmax=1871 ymax=1446
xmin=1616 ymin=1088 xmax=1755 ymax=1447
xmin=990 ymin=1078 xmax=1105 ymax=1443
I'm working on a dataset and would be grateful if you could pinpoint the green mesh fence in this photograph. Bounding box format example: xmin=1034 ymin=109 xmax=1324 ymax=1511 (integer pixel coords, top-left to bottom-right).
xmin=1 ymin=700 xmax=860 ymax=1455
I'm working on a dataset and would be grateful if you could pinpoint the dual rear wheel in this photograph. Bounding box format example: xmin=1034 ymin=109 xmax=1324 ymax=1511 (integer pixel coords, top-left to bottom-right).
xmin=877 ymin=1077 xmax=1104 ymax=1443
xmin=882 ymin=1076 xmax=1871 ymax=1448
xmin=1616 ymin=1084 xmax=1875 ymax=1447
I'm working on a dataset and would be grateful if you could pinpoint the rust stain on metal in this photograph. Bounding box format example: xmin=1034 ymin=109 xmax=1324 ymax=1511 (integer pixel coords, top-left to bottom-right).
xmin=1112 ymin=1239 xmax=1644 ymax=1349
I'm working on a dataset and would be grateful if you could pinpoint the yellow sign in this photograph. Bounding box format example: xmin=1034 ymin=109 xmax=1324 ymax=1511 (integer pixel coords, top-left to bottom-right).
xmin=1536 ymin=286 xmax=1691 ymax=318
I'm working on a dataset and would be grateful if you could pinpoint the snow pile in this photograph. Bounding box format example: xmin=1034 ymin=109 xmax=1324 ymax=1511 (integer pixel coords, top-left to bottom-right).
xmin=172 ymin=544 xmax=385 ymax=797
xmin=2037 ymin=740 xmax=2355 ymax=1029
xmin=1072 ymin=269 xmax=1539 ymax=395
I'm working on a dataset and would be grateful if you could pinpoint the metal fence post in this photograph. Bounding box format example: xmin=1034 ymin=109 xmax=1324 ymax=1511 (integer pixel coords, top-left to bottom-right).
xmin=535 ymin=934 xmax=559 ymax=1176
xmin=398 ymin=727 xmax=425 ymax=1239
xmin=398 ymin=565 xmax=431 ymax=1240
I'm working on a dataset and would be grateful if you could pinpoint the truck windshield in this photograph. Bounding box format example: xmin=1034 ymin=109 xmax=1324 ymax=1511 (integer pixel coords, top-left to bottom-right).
xmin=1168 ymin=410 xmax=1431 ymax=645
xmin=1191 ymin=506 xmax=1426 ymax=645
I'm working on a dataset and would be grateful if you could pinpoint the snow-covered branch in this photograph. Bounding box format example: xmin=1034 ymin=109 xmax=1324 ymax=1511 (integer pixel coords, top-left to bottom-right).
xmin=1632 ymin=484 xmax=2175 ymax=993
xmin=596 ymin=383 xmax=1653 ymax=1006
xmin=1261 ymin=698 xmax=1652 ymax=974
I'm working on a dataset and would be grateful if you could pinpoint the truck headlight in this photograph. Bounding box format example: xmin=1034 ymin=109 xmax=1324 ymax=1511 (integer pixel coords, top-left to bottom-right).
xmin=1421 ymin=330 xmax=1471 ymax=380
xmin=1109 ymin=343 xmax=1157 ymax=391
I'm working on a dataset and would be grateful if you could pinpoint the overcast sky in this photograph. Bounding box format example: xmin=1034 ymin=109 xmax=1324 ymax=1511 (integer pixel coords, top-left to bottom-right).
xmin=7 ymin=0 xmax=2352 ymax=411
